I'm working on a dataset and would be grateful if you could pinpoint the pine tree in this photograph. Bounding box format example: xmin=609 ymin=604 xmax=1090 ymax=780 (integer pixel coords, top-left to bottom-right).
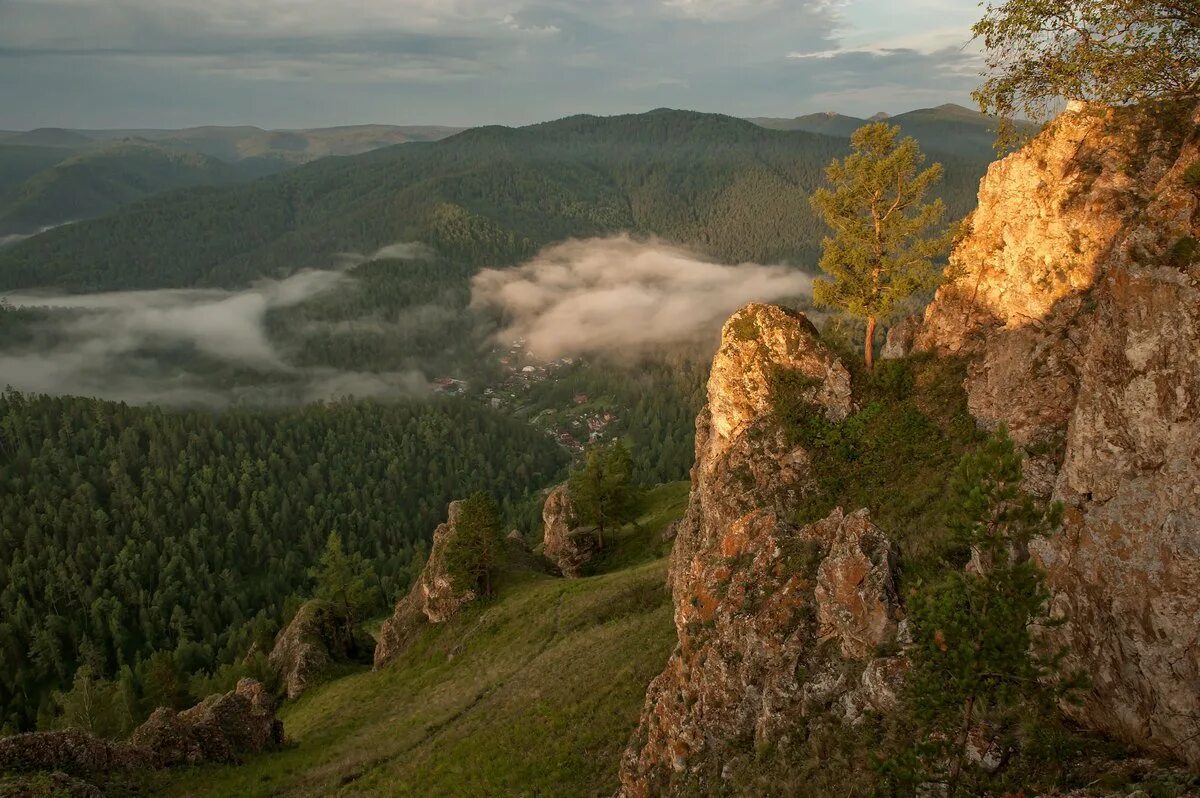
xmin=443 ymin=492 xmax=506 ymax=597
xmin=882 ymin=430 xmax=1082 ymax=796
xmin=309 ymin=532 xmax=380 ymax=640
xmin=568 ymin=440 xmax=640 ymax=548
xmin=810 ymin=123 xmax=949 ymax=370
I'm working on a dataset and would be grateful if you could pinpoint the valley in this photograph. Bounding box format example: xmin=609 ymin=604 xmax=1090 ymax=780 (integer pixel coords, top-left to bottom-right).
xmin=2 ymin=2 xmax=1200 ymax=790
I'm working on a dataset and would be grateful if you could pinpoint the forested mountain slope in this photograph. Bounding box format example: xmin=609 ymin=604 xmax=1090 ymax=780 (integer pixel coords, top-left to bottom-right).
xmin=0 ymin=391 xmax=568 ymax=732
xmin=0 ymin=109 xmax=989 ymax=292
xmin=0 ymin=141 xmax=279 ymax=236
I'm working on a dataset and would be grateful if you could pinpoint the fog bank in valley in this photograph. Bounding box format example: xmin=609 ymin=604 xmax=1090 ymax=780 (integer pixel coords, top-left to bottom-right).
xmin=470 ymin=235 xmax=814 ymax=359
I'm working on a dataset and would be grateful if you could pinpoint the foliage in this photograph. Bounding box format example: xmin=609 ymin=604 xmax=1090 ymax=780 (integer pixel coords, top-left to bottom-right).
xmin=309 ymin=532 xmax=381 ymax=637
xmin=45 ymin=665 xmax=134 ymax=740
xmin=772 ymin=352 xmax=984 ymax=582
xmin=973 ymin=0 xmax=1200 ymax=145
xmin=810 ymin=124 xmax=949 ymax=369
xmin=880 ymin=431 xmax=1082 ymax=796
xmin=516 ymin=357 xmax=708 ymax=488
xmin=0 ymin=391 xmax=567 ymax=731
xmin=157 ymin=490 xmax=688 ymax=798
xmin=568 ymin=440 xmax=641 ymax=548
xmin=443 ymin=492 xmax=507 ymax=597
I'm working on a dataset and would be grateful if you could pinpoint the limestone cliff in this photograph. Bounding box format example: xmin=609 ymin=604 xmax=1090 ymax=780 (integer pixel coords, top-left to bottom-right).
xmin=919 ymin=101 xmax=1200 ymax=766
xmin=374 ymin=500 xmax=480 ymax=668
xmin=618 ymin=305 xmax=904 ymax=795
xmin=541 ymin=483 xmax=599 ymax=577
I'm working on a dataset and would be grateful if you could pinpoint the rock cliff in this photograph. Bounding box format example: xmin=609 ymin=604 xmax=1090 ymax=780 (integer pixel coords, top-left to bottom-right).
xmin=918 ymin=101 xmax=1200 ymax=766
xmin=619 ymin=305 xmax=904 ymax=795
xmin=374 ymin=500 xmax=481 ymax=668
xmin=269 ymin=600 xmax=374 ymax=699
xmin=541 ymin=483 xmax=600 ymax=577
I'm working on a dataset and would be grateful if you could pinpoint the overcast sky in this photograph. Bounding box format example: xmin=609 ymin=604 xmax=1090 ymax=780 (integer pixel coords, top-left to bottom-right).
xmin=0 ymin=0 xmax=984 ymax=130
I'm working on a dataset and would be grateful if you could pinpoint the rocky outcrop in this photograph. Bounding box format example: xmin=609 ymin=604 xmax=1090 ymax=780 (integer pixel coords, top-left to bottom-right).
xmin=619 ymin=304 xmax=904 ymax=795
xmin=129 ymin=678 xmax=283 ymax=766
xmin=0 ymin=679 xmax=282 ymax=786
xmin=918 ymin=101 xmax=1200 ymax=766
xmin=541 ymin=483 xmax=599 ymax=577
xmin=0 ymin=730 xmax=154 ymax=775
xmin=269 ymin=600 xmax=374 ymax=699
xmin=374 ymin=500 xmax=480 ymax=668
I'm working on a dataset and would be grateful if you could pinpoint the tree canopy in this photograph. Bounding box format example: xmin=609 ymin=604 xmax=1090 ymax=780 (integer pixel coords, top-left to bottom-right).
xmin=810 ymin=123 xmax=948 ymax=370
xmin=568 ymin=440 xmax=640 ymax=548
xmin=974 ymin=0 xmax=1200 ymax=141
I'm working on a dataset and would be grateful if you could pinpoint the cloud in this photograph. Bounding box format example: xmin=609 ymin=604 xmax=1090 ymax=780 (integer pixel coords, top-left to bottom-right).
xmin=1 ymin=0 xmax=977 ymax=128
xmin=0 ymin=269 xmax=430 ymax=406
xmin=470 ymin=235 xmax=812 ymax=359
xmin=332 ymin=241 xmax=436 ymax=271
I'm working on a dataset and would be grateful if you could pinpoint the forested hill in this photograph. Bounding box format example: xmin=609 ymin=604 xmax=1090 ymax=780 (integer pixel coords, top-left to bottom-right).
xmin=0 ymin=391 xmax=569 ymax=731
xmin=0 ymin=109 xmax=990 ymax=293
xmin=0 ymin=140 xmax=279 ymax=237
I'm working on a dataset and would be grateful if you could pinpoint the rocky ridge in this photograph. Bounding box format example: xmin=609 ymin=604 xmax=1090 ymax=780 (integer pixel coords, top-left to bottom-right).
xmin=618 ymin=304 xmax=905 ymax=795
xmin=918 ymin=101 xmax=1200 ymax=766
xmin=0 ymin=679 xmax=282 ymax=790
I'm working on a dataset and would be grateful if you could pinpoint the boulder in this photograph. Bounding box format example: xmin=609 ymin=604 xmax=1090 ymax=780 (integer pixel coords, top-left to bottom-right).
xmin=129 ymin=678 xmax=283 ymax=766
xmin=269 ymin=600 xmax=374 ymax=699
xmin=880 ymin=314 xmax=920 ymax=360
xmin=541 ymin=484 xmax=600 ymax=578
xmin=917 ymin=101 xmax=1200 ymax=766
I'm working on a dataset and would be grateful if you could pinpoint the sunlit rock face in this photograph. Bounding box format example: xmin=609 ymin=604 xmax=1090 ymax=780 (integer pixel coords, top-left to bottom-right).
xmin=919 ymin=101 xmax=1200 ymax=766
xmin=618 ymin=305 xmax=906 ymax=796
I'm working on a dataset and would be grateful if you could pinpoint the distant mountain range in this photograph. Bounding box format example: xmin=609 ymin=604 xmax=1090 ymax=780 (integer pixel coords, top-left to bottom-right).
xmin=0 ymin=125 xmax=465 ymax=236
xmin=0 ymin=108 xmax=991 ymax=293
xmin=746 ymin=103 xmax=1039 ymax=159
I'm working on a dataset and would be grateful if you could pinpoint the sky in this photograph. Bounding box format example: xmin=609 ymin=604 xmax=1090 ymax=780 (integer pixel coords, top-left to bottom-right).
xmin=0 ymin=0 xmax=985 ymax=130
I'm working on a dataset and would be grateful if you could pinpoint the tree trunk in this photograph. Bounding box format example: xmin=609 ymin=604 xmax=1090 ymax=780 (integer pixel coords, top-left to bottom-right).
xmin=864 ymin=316 xmax=877 ymax=371
xmin=596 ymin=501 xmax=605 ymax=549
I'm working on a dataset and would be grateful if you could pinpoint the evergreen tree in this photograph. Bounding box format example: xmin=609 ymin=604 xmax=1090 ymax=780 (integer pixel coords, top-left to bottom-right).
xmin=810 ymin=123 xmax=949 ymax=370
xmin=568 ymin=440 xmax=640 ymax=548
xmin=882 ymin=431 xmax=1082 ymax=796
xmin=310 ymin=532 xmax=380 ymax=640
xmin=444 ymin=492 xmax=506 ymax=597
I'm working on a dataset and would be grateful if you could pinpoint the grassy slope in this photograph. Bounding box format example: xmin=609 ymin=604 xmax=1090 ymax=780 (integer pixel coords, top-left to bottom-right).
xmin=165 ymin=482 xmax=688 ymax=798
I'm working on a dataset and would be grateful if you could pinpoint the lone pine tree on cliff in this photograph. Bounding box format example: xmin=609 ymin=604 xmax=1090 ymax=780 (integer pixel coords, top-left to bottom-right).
xmin=973 ymin=0 xmax=1200 ymax=146
xmin=810 ymin=123 xmax=949 ymax=370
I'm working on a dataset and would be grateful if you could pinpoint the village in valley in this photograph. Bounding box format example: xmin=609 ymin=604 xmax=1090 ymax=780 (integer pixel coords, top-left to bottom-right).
xmin=431 ymin=337 xmax=620 ymax=455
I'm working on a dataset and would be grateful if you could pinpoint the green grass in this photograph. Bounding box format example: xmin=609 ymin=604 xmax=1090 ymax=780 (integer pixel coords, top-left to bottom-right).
xmin=157 ymin=486 xmax=687 ymax=797
xmin=771 ymin=352 xmax=984 ymax=586
xmin=587 ymin=481 xmax=691 ymax=574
